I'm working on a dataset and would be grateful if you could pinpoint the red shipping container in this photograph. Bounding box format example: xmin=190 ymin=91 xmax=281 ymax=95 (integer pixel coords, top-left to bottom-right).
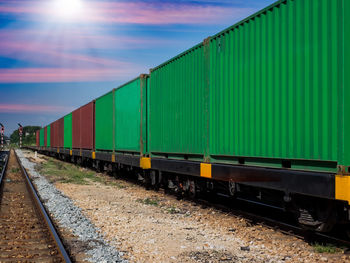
xmin=72 ymin=101 xmax=95 ymax=150
xmin=56 ymin=118 xmax=64 ymax=148
xmin=44 ymin=126 xmax=47 ymax=147
xmin=51 ymin=121 xmax=57 ymax=147
xmin=80 ymin=101 xmax=95 ymax=150
xmin=72 ymin=107 xmax=81 ymax=149
xmin=36 ymin=130 xmax=40 ymax=147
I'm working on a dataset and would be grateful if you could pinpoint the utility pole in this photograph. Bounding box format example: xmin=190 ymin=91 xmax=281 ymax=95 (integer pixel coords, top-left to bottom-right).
xmin=0 ymin=123 xmax=4 ymax=150
xmin=18 ymin=123 xmax=23 ymax=148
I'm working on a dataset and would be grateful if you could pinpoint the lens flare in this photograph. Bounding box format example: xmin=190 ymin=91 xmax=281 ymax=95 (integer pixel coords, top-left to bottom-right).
xmin=53 ymin=0 xmax=83 ymax=20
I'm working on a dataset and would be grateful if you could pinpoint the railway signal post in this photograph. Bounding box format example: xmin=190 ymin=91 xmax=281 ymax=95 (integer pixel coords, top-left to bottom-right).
xmin=18 ymin=123 xmax=23 ymax=148
xmin=0 ymin=123 xmax=4 ymax=150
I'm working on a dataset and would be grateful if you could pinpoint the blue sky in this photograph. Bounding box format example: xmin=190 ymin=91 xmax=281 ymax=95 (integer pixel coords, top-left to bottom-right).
xmin=0 ymin=0 xmax=275 ymax=135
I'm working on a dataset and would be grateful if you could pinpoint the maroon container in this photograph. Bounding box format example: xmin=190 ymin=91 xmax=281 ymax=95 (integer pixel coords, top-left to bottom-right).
xmin=44 ymin=126 xmax=47 ymax=147
xmin=72 ymin=107 xmax=81 ymax=149
xmin=80 ymin=101 xmax=95 ymax=150
xmin=57 ymin=117 xmax=64 ymax=148
xmin=36 ymin=130 xmax=40 ymax=147
xmin=50 ymin=121 xmax=56 ymax=147
xmin=72 ymin=101 xmax=95 ymax=150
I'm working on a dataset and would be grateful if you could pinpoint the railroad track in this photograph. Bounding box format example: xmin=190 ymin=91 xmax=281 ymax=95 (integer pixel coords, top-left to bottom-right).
xmin=0 ymin=149 xmax=71 ymax=262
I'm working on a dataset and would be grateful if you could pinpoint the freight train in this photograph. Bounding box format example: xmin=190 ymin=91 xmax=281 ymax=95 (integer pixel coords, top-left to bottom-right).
xmin=34 ymin=0 xmax=350 ymax=235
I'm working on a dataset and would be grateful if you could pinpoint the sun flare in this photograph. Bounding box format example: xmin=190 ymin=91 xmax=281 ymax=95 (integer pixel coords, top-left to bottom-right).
xmin=53 ymin=0 xmax=83 ymax=20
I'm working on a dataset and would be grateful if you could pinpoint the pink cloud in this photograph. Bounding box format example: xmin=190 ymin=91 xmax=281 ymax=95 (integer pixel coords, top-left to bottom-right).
xmin=0 ymin=1 xmax=253 ymax=25
xmin=0 ymin=104 xmax=74 ymax=113
xmin=0 ymin=30 xmax=178 ymax=52
xmin=0 ymin=39 xmax=125 ymax=67
xmin=0 ymin=67 xmax=139 ymax=83
xmin=87 ymin=2 xmax=251 ymax=25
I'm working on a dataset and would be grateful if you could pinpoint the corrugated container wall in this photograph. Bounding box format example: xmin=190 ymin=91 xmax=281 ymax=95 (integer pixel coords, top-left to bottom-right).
xmin=208 ymin=0 xmax=344 ymax=169
xmin=50 ymin=123 xmax=54 ymax=147
xmin=149 ymin=45 xmax=207 ymax=159
xmin=95 ymin=91 xmax=114 ymax=151
xmin=80 ymin=102 xmax=95 ymax=150
xmin=343 ymin=0 xmax=350 ymax=167
xmin=44 ymin=126 xmax=47 ymax=147
xmin=72 ymin=102 xmax=94 ymax=150
xmin=72 ymin=108 xmax=81 ymax=149
xmin=47 ymin=125 xmax=51 ymax=147
xmin=51 ymin=121 xmax=57 ymax=147
xmin=57 ymin=118 xmax=64 ymax=148
xmin=40 ymin=128 xmax=44 ymax=147
xmin=36 ymin=130 xmax=40 ymax=147
xmin=64 ymin=113 xmax=72 ymax=149
xmin=115 ymin=76 xmax=148 ymax=154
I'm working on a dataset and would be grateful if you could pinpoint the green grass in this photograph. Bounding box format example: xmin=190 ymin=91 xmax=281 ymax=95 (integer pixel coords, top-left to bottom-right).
xmin=136 ymin=197 xmax=159 ymax=206
xmin=36 ymin=159 xmax=101 ymax=185
xmin=167 ymin=205 xmax=180 ymax=214
xmin=108 ymin=181 xmax=127 ymax=189
xmin=10 ymin=167 xmax=20 ymax=173
xmin=312 ymin=243 xmax=340 ymax=254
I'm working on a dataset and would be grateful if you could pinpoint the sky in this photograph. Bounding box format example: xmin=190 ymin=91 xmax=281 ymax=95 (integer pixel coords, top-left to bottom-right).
xmin=0 ymin=0 xmax=275 ymax=136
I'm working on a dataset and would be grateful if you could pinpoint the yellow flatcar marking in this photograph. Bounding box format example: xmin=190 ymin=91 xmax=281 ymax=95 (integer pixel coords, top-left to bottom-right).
xmin=140 ymin=157 xmax=151 ymax=169
xmin=112 ymin=154 xmax=116 ymax=163
xmin=57 ymin=148 xmax=60 ymax=153
xmin=200 ymin=163 xmax=212 ymax=178
xmin=336 ymin=175 xmax=350 ymax=204
xmin=70 ymin=150 xmax=72 ymax=156
xmin=92 ymin=152 xmax=96 ymax=159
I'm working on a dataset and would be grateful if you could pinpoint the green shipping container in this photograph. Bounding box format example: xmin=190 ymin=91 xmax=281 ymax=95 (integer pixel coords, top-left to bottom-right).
xmin=94 ymin=75 xmax=148 ymax=154
xmin=95 ymin=90 xmax=114 ymax=151
xmin=47 ymin=125 xmax=51 ymax=147
xmin=115 ymin=76 xmax=148 ymax=154
xmin=40 ymin=128 xmax=44 ymax=147
xmin=64 ymin=113 xmax=72 ymax=149
xmin=148 ymin=0 xmax=349 ymax=171
xmin=149 ymin=44 xmax=207 ymax=160
xmin=208 ymin=0 xmax=347 ymax=171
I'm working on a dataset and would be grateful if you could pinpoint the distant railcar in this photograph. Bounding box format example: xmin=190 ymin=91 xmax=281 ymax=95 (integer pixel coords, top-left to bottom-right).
xmin=72 ymin=101 xmax=95 ymax=151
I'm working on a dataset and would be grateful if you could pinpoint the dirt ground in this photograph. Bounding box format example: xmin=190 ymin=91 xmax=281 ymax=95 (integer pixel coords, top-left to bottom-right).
xmin=23 ymin=150 xmax=350 ymax=263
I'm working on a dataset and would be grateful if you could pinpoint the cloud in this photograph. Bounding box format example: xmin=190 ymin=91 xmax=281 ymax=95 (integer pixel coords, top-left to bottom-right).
xmin=0 ymin=39 xmax=126 ymax=67
xmin=87 ymin=2 xmax=252 ymax=25
xmin=0 ymin=103 xmax=74 ymax=113
xmin=0 ymin=29 xmax=180 ymax=52
xmin=0 ymin=67 xmax=140 ymax=83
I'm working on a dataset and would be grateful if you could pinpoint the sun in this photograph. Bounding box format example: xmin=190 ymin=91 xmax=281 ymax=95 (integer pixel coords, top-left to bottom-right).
xmin=53 ymin=0 xmax=83 ymax=20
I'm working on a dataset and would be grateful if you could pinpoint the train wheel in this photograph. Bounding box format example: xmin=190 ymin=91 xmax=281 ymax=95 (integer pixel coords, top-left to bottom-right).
xmin=184 ymin=179 xmax=196 ymax=199
xmin=297 ymin=200 xmax=336 ymax=233
xmin=228 ymin=181 xmax=236 ymax=197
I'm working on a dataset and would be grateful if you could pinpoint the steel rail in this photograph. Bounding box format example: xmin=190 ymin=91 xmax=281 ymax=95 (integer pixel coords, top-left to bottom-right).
xmin=14 ymin=150 xmax=72 ymax=263
xmin=0 ymin=151 xmax=9 ymax=186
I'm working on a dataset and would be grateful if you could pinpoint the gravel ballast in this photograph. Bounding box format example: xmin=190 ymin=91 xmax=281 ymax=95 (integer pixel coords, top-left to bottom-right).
xmin=16 ymin=149 xmax=127 ymax=263
xmin=19 ymin=149 xmax=350 ymax=263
